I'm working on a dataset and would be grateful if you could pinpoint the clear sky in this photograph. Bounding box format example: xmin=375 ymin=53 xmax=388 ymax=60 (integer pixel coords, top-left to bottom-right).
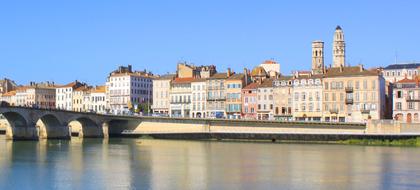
xmin=1 ymin=0 xmax=419 ymax=85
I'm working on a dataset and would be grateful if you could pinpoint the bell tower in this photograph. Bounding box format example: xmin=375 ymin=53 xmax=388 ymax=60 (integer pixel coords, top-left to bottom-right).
xmin=333 ymin=25 xmax=345 ymax=67
xmin=312 ymin=40 xmax=324 ymax=74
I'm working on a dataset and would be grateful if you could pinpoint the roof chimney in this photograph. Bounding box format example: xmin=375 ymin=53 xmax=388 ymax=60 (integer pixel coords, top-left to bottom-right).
xmin=244 ymin=68 xmax=249 ymax=86
xmin=227 ymin=68 xmax=232 ymax=77
xmin=359 ymin=64 xmax=364 ymax=72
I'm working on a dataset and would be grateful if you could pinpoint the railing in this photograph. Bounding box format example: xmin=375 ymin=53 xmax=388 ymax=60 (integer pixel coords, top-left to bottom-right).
xmin=345 ymin=87 xmax=353 ymax=92
xmin=207 ymin=97 xmax=226 ymax=101
xmin=170 ymin=101 xmax=191 ymax=104
xmin=345 ymin=98 xmax=353 ymax=104
xmin=406 ymin=96 xmax=420 ymax=102
xmin=361 ymin=109 xmax=370 ymax=114
xmin=329 ymin=108 xmax=339 ymax=114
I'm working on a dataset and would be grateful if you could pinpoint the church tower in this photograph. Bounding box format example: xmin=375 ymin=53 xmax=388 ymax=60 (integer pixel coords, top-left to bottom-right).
xmin=333 ymin=25 xmax=345 ymax=67
xmin=312 ymin=40 xmax=324 ymax=74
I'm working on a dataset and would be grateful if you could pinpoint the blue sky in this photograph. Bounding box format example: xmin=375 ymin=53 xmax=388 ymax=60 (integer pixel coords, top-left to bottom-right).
xmin=1 ymin=0 xmax=419 ymax=85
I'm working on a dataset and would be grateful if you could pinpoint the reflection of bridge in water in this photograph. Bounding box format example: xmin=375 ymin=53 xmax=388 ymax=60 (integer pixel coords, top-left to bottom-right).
xmin=1 ymin=106 xmax=419 ymax=141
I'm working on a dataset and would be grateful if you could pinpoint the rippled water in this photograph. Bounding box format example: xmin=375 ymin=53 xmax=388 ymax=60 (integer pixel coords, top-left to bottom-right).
xmin=0 ymin=136 xmax=419 ymax=190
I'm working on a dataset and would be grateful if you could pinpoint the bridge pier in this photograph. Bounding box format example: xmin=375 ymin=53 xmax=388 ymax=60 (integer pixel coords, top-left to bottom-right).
xmin=102 ymin=122 xmax=109 ymax=138
xmin=38 ymin=124 xmax=70 ymax=139
xmin=6 ymin=124 xmax=39 ymax=140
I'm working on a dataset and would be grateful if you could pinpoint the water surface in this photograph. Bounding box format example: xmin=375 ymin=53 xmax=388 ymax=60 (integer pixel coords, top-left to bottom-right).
xmin=0 ymin=136 xmax=419 ymax=189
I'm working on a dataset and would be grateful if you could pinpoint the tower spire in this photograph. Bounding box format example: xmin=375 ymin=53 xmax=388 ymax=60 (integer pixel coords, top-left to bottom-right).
xmin=333 ymin=25 xmax=345 ymax=67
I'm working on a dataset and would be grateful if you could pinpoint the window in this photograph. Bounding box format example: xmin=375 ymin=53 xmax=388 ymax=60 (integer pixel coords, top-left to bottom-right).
xmin=408 ymin=102 xmax=415 ymax=109
xmin=397 ymin=91 xmax=402 ymax=98
xmin=324 ymin=82 xmax=329 ymax=90
xmin=396 ymin=102 xmax=402 ymax=110
xmin=355 ymin=81 xmax=360 ymax=90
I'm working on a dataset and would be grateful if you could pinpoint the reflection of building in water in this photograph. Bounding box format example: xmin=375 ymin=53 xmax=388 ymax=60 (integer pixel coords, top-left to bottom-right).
xmin=138 ymin=140 xmax=208 ymax=189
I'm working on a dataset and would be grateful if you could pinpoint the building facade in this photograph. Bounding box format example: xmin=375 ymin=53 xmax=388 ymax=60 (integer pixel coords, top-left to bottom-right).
xmin=225 ymin=74 xmax=246 ymax=119
xmin=273 ymin=76 xmax=293 ymax=121
xmin=56 ymin=81 xmax=84 ymax=111
xmin=191 ymin=79 xmax=207 ymax=118
xmin=323 ymin=66 xmax=386 ymax=122
xmin=382 ymin=63 xmax=420 ymax=83
xmin=152 ymin=74 xmax=175 ymax=115
xmin=0 ymin=78 xmax=17 ymax=95
xmin=206 ymin=72 xmax=231 ymax=118
xmin=291 ymin=73 xmax=323 ymax=121
xmin=106 ymin=65 xmax=154 ymax=114
xmin=241 ymin=83 xmax=258 ymax=120
xmin=393 ymin=77 xmax=420 ymax=123
xmin=256 ymin=79 xmax=274 ymax=120
xmin=169 ymin=78 xmax=193 ymax=117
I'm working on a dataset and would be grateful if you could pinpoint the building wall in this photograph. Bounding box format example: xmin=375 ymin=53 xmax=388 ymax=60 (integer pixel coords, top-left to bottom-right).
xmin=383 ymin=68 xmax=419 ymax=83
xmin=206 ymin=78 xmax=227 ymax=118
xmin=256 ymin=87 xmax=274 ymax=120
xmin=323 ymin=75 xmax=384 ymax=122
xmin=242 ymin=88 xmax=257 ymax=120
xmin=273 ymin=79 xmax=293 ymax=121
xmin=191 ymin=81 xmax=207 ymax=118
xmin=225 ymin=79 xmax=243 ymax=119
xmin=393 ymin=83 xmax=420 ymax=123
xmin=292 ymin=78 xmax=323 ymax=121
xmin=169 ymin=83 xmax=191 ymax=117
xmin=56 ymin=87 xmax=73 ymax=111
xmin=152 ymin=79 xmax=171 ymax=114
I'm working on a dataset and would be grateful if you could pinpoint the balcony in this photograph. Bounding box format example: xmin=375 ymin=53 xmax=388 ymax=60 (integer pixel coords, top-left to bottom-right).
xmin=361 ymin=109 xmax=370 ymax=114
xmin=207 ymin=97 xmax=226 ymax=101
xmin=345 ymin=98 xmax=354 ymax=104
xmin=406 ymin=96 xmax=420 ymax=102
xmin=345 ymin=87 xmax=353 ymax=92
xmin=329 ymin=108 xmax=339 ymax=114
xmin=170 ymin=101 xmax=191 ymax=104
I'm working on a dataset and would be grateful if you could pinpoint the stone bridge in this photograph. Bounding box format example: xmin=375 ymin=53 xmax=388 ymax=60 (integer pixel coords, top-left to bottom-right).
xmin=0 ymin=106 xmax=131 ymax=140
xmin=0 ymin=106 xmax=370 ymax=141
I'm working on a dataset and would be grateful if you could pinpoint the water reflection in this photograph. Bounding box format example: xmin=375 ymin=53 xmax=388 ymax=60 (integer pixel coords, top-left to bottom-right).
xmin=0 ymin=136 xmax=419 ymax=189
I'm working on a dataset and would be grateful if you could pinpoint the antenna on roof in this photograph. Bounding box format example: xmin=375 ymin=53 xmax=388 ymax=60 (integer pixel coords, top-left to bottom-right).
xmin=394 ymin=50 xmax=398 ymax=64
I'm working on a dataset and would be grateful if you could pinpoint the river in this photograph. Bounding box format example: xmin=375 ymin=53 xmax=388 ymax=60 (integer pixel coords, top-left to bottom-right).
xmin=0 ymin=136 xmax=419 ymax=189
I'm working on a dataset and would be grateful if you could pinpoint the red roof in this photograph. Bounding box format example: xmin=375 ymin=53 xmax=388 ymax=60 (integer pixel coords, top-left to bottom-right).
xmin=242 ymin=82 xmax=259 ymax=90
xmin=172 ymin=77 xmax=195 ymax=84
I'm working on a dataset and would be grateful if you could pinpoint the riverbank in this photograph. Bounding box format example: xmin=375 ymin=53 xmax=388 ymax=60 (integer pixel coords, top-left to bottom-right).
xmin=128 ymin=133 xmax=420 ymax=147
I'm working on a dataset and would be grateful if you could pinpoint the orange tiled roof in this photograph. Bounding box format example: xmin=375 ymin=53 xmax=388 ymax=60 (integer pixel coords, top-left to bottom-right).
xmin=262 ymin=60 xmax=278 ymax=65
xmin=172 ymin=77 xmax=195 ymax=84
xmin=243 ymin=82 xmax=259 ymax=90
xmin=91 ymin=86 xmax=106 ymax=93
xmin=2 ymin=90 xmax=16 ymax=96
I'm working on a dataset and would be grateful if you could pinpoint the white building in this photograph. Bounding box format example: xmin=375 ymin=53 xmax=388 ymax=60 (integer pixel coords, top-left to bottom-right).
xmin=106 ymin=65 xmax=155 ymax=114
xmin=382 ymin=63 xmax=420 ymax=83
xmin=56 ymin=81 xmax=84 ymax=111
xmin=87 ymin=86 xmax=107 ymax=114
xmin=191 ymin=78 xmax=207 ymax=118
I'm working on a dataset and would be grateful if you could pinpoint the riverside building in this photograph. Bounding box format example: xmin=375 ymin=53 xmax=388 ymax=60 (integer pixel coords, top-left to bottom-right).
xmin=393 ymin=76 xmax=420 ymax=123
xmin=152 ymin=74 xmax=175 ymax=115
xmin=106 ymin=65 xmax=154 ymax=114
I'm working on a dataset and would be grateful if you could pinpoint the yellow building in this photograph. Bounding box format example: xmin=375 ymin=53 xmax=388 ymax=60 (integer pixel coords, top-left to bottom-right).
xmin=323 ymin=65 xmax=385 ymax=122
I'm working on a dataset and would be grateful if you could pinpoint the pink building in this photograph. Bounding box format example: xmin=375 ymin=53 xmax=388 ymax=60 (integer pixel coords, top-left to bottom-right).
xmin=241 ymin=83 xmax=258 ymax=119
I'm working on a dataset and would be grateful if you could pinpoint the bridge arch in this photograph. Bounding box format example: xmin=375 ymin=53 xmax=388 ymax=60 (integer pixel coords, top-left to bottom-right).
xmin=1 ymin=111 xmax=38 ymax=140
xmin=68 ymin=117 xmax=104 ymax=138
xmin=36 ymin=114 xmax=70 ymax=139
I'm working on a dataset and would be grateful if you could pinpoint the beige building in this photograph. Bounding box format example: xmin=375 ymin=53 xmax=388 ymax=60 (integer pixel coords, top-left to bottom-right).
xmin=256 ymin=79 xmax=274 ymax=120
xmin=73 ymin=86 xmax=91 ymax=112
xmin=0 ymin=78 xmax=17 ymax=95
xmin=291 ymin=72 xmax=323 ymax=121
xmin=273 ymin=76 xmax=293 ymax=121
xmin=260 ymin=60 xmax=280 ymax=78
xmin=13 ymin=82 xmax=56 ymax=109
xmin=0 ymin=90 xmax=16 ymax=105
xmin=152 ymin=74 xmax=175 ymax=115
xmin=323 ymin=65 xmax=386 ymax=122
xmin=169 ymin=78 xmax=193 ymax=117
xmin=393 ymin=77 xmax=420 ymax=123
xmin=225 ymin=73 xmax=247 ymax=119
